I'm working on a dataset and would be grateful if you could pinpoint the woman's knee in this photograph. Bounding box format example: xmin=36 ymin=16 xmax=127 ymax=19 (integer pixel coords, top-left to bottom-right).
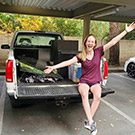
xmin=81 ymin=91 xmax=89 ymax=99
xmin=78 ymin=84 xmax=89 ymax=99
xmin=93 ymin=93 xmax=101 ymax=101
xmin=91 ymin=84 xmax=102 ymax=101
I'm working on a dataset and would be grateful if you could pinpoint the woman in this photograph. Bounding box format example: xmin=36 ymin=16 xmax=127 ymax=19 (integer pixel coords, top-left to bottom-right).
xmin=44 ymin=22 xmax=135 ymax=135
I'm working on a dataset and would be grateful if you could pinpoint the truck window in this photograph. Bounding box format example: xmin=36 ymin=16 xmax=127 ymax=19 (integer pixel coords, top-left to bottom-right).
xmin=14 ymin=33 xmax=62 ymax=47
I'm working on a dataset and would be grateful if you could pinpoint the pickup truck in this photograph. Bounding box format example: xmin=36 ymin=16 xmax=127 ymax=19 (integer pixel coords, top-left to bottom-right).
xmin=1 ymin=30 xmax=114 ymax=108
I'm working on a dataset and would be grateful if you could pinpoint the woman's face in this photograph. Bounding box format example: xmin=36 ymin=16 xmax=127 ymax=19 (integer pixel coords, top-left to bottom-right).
xmin=85 ymin=36 xmax=96 ymax=52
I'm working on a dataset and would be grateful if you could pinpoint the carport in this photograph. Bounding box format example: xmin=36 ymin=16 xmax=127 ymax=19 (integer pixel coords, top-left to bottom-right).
xmin=0 ymin=2 xmax=135 ymax=135
xmin=0 ymin=0 xmax=135 ymax=39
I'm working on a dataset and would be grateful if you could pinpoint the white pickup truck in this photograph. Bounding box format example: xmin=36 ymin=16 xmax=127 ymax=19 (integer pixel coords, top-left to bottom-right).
xmin=1 ymin=30 xmax=114 ymax=108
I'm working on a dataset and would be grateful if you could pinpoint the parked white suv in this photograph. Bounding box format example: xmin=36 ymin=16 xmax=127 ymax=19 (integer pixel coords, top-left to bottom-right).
xmin=124 ymin=57 xmax=135 ymax=78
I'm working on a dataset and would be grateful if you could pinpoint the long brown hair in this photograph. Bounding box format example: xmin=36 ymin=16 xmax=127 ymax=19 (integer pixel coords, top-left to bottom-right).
xmin=78 ymin=34 xmax=97 ymax=61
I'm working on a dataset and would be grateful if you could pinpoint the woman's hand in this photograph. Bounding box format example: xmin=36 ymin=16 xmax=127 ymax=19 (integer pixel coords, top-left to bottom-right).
xmin=44 ymin=66 xmax=54 ymax=74
xmin=125 ymin=22 xmax=135 ymax=33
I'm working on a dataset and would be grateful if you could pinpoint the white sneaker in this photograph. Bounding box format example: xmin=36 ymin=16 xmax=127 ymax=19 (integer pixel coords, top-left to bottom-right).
xmin=84 ymin=119 xmax=91 ymax=130
xmin=84 ymin=120 xmax=97 ymax=135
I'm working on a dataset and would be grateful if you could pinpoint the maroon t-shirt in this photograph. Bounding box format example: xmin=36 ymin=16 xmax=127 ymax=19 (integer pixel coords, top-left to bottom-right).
xmin=76 ymin=46 xmax=104 ymax=83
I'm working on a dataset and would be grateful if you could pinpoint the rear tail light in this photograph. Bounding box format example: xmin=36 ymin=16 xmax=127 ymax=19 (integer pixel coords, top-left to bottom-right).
xmin=104 ymin=61 xmax=108 ymax=79
xmin=6 ymin=60 xmax=13 ymax=82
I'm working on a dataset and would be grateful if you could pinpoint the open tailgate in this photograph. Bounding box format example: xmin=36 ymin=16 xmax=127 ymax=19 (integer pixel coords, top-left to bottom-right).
xmin=16 ymin=80 xmax=114 ymax=99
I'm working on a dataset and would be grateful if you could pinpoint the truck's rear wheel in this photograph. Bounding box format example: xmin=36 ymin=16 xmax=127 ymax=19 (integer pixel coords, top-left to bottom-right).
xmin=9 ymin=96 xmax=23 ymax=108
xmin=10 ymin=100 xmax=23 ymax=108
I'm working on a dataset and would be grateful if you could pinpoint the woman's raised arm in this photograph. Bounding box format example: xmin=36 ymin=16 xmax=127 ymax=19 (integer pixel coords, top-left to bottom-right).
xmin=103 ymin=22 xmax=135 ymax=52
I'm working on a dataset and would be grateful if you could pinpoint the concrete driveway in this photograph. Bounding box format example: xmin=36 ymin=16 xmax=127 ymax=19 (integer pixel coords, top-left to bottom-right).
xmin=0 ymin=73 xmax=135 ymax=135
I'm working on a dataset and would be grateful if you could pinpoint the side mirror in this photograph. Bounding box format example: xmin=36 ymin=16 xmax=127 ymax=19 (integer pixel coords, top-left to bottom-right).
xmin=1 ymin=44 xmax=10 ymax=49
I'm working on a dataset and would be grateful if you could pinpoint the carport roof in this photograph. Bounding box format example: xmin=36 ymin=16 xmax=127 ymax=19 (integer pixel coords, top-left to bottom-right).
xmin=0 ymin=0 xmax=135 ymax=23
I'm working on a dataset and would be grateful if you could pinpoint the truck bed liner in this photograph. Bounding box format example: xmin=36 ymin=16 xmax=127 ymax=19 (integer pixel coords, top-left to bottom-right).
xmin=17 ymin=79 xmax=114 ymax=99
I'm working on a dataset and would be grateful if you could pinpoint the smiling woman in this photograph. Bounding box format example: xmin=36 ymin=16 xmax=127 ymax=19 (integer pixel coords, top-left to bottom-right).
xmin=78 ymin=34 xmax=97 ymax=61
xmin=44 ymin=22 xmax=135 ymax=135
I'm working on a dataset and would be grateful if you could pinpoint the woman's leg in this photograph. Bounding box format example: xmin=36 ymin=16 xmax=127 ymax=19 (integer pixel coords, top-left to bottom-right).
xmin=78 ymin=83 xmax=93 ymax=122
xmin=90 ymin=84 xmax=102 ymax=118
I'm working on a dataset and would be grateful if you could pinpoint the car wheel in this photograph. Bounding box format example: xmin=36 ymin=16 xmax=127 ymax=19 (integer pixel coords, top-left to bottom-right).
xmin=9 ymin=96 xmax=23 ymax=108
xmin=127 ymin=63 xmax=135 ymax=78
xmin=10 ymin=100 xmax=23 ymax=108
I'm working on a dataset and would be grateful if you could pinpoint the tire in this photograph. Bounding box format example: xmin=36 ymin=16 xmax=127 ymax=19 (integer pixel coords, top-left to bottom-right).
xmin=10 ymin=100 xmax=23 ymax=108
xmin=9 ymin=96 xmax=33 ymax=108
xmin=127 ymin=63 xmax=135 ymax=78
xmin=9 ymin=96 xmax=23 ymax=108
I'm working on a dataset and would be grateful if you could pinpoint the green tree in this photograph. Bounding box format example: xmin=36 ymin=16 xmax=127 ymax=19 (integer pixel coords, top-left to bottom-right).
xmin=90 ymin=21 xmax=109 ymax=39
xmin=0 ymin=13 xmax=20 ymax=32
xmin=17 ymin=15 xmax=43 ymax=31
xmin=49 ymin=18 xmax=83 ymax=37
xmin=0 ymin=13 xmax=110 ymax=39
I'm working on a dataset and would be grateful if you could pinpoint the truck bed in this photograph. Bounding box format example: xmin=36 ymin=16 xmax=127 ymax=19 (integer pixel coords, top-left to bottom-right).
xmin=17 ymin=79 xmax=114 ymax=99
